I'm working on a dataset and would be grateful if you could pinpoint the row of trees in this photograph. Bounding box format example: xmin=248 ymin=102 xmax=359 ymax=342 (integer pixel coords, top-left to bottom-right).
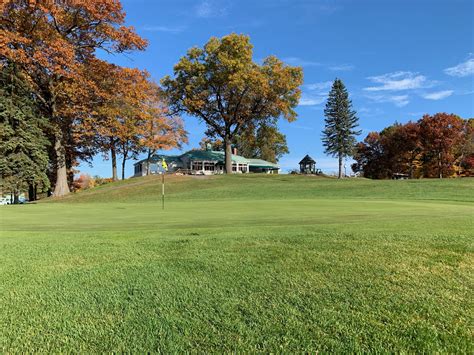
xmin=1 ymin=0 xmax=187 ymax=199
xmin=2 ymin=2 xmax=304 ymax=199
xmin=319 ymin=80 xmax=473 ymax=180
xmin=352 ymin=114 xmax=474 ymax=179
xmin=4 ymin=0 xmax=465 ymax=201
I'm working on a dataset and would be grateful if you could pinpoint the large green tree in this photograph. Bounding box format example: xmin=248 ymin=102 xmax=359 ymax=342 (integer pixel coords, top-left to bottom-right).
xmin=322 ymin=79 xmax=360 ymax=178
xmin=234 ymin=120 xmax=289 ymax=163
xmin=0 ymin=65 xmax=50 ymax=202
xmin=162 ymin=33 xmax=303 ymax=173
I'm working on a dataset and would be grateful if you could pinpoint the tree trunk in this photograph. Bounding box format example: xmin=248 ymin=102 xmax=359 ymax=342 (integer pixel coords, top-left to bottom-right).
xmin=13 ymin=191 xmax=19 ymax=204
xmin=28 ymin=184 xmax=36 ymax=201
xmin=121 ymin=154 xmax=127 ymax=180
xmin=438 ymin=152 xmax=443 ymax=179
xmin=338 ymin=153 xmax=343 ymax=179
xmin=224 ymin=136 xmax=232 ymax=174
xmin=111 ymin=146 xmax=118 ymax=181
xmin=53 ymin=132 xmax=70 ymax=197
xmin=146 ymin=149 xmax=152 ymax=175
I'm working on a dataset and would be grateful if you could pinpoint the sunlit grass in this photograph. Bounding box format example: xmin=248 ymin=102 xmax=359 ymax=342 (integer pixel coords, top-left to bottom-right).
xmin=1 ymin=176 xmax=473 ymax=352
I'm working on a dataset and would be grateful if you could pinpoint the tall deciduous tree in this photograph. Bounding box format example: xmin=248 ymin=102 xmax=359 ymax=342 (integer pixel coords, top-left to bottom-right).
xmin=352 ymin=123 xmax=422 ymax=179
xmin=139 ymin=86 xmax=187 ymax=175
xmin=162 ymin=33 xmax=303 ymax=173
xmin=0 ymin=65 xmax=50 ymax=202
xmin=82 ymin=63 xmax=187 ymax=179
xmin=456 ymin=119 xmax=474 ymax=175
xmin=322 ymin=79 xmax=360 ymax=178
xmin=351 ymin=132 xmax=386 ymax=179
xmin=0 ymin=0 xmax=147 ymax=195
xmin=419 ymin=113 xmax=464 ymax=178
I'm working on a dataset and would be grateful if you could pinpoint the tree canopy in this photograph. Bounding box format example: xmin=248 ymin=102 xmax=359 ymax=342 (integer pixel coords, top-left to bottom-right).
xmin=1 ymin=0 xmax=147 ymax=196
xmin=162 ymin=33 xmax=303 ymax=173
xmin=352 ymin=115 xmax=472 ymax=179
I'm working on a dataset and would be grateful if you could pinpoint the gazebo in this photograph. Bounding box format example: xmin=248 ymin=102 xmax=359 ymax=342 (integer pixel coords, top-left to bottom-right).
xmin=299 ymin=155 xmax=316 ymax=174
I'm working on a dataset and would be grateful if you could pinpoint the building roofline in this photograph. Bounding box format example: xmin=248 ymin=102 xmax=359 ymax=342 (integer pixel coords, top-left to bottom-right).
xmin=134 ymin=149 xmax=280 ymax=168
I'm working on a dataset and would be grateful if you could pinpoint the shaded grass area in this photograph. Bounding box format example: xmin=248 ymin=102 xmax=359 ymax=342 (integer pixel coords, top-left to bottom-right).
xmin=0 ymin=176 xmax=473 ymax=351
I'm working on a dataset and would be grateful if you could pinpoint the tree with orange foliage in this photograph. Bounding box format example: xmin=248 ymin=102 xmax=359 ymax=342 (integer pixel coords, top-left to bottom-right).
xmin=353 ymin=115 xmax=469 ymax=179
xmin=455 ymin=118 xmax=474 ymax=176
xmin=419 ymin=113 xmax=465 ymax=178
xmin=1 ymin=0 xmax=147 ymax=195
xmin=139 ymin=84 xmax=187 ymax=176
xmin=82 ymin=62 xmax=186 ymax=180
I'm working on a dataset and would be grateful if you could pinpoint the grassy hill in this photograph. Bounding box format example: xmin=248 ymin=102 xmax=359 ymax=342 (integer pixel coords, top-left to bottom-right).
xmin=46 ymin=174 xmax=474 ymax=203
xmin=1 ymin=175 xmax=473 ymax=352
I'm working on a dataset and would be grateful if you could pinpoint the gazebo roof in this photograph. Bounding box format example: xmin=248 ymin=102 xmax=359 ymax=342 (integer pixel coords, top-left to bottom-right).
xmin=299 ymin=154 xmax=316 ymax=164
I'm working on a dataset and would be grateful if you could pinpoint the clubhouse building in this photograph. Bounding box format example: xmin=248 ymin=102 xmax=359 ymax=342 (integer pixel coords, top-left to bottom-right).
xmin=133 ymin=148 xmax=280 ymax=176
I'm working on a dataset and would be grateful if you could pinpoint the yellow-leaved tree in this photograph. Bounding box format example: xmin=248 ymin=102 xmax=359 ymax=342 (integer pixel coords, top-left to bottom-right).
xmin=161 ymin=33 xmax=303 ymax=173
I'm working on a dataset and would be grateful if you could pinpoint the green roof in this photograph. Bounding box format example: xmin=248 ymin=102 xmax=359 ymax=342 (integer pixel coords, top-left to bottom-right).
xmin=183 ymin=150 xmax=249 ymax=164
xmin=247 ymin=158 xmax=279 ymax=169
xmin=134 ymin=154 xmax=181 ymax=165
xmin=135 ymin=150 xmax=279 ymax=168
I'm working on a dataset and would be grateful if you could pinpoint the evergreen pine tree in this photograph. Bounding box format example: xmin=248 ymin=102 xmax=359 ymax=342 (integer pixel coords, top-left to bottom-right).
xmin=0 ymin=65 xmax=50 ymax=202
xmin=322 ymin=78 xmax=361 ymax=178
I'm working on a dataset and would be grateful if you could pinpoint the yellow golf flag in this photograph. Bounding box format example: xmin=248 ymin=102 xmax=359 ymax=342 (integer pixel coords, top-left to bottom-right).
xmin=161 ymin=158 xmax=168 ymax=171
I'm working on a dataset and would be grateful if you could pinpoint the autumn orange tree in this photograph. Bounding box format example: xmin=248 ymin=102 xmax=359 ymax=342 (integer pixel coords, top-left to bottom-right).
xmin=0 ymin=0 xmax=147 ymax=195
xmin=139 ymin=84 xmax=187 ymax=175
xmin=419 ymin=113 xmax=465 ymax=178
xmin=352 ymin=114 xmax=470 ymax=179
xmin=162 ymin=33 xmax=303 ymax=173
xmin=82 ymin=62 xmax=186 ymax=179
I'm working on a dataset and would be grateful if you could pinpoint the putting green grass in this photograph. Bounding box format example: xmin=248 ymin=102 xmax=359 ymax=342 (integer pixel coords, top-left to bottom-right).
xmin=1 ymin=175 xmax=473 ymax=352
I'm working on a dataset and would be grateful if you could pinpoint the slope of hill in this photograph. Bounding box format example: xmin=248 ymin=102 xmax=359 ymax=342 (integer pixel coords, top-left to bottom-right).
xmin=46 ymin=174 xmax=474 ymax=203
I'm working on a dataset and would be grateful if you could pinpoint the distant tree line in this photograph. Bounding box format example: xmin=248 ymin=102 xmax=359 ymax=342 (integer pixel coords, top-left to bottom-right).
xmin=352 ymin=114 xmax=474 ymax=179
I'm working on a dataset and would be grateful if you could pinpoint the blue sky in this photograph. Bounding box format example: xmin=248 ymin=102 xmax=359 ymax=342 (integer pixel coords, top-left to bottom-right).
xmin=80 ymin=0 xmax=474 ymax=177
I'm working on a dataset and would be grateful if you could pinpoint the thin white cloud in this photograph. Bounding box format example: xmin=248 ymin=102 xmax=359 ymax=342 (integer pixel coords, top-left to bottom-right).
xmin=141 ymin=25 xmax=186 ymax=33
xmin=299 ymin=81 xmax=333 ymax=106
xmin=305 ymin=81 xmax=332 ymax=91
xmin=290 ymin=124 xmax=315 ymax=131
xmin=195 ymin=0 xmax=228 ymax=18
xmin=329 ymin=64 xmax=354 ymax=71
xmin=421 ymin=90 xmax=453 ymax=100
xmin=366 ymin=94 xmax=410 ymax=107
xmin=444 ymin=58 xmax=474 ymax=77
xmin=408 ymin=112 xmax=426 ymax=117
xmin=364 ymin=71 xmax=433 ymax=91
xmin=282 ymin=57 xmax=321 ymax=67
xmin=299 ymin=95 xmax=326 ymax=106
xmin=358 ymin=107 xmax=384 ymax=117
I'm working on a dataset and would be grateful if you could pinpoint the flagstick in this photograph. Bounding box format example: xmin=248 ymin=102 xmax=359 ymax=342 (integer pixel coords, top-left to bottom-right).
xmin=162 ymin=172 xmax=165 ymax=210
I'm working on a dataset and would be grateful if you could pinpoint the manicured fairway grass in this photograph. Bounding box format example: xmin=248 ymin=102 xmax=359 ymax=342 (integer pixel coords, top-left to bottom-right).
xmin=1 ymin=175 xmax=473 ymax=352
